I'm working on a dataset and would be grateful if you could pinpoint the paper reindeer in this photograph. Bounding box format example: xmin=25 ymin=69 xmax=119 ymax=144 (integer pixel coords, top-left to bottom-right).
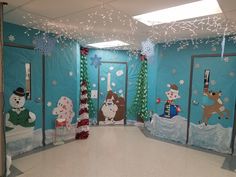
xmin=201 ymin=89 xmax=230 ymax=125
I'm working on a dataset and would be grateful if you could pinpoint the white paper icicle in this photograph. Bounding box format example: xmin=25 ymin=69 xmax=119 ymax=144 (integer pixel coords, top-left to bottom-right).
xmin=221 ymin=27 xmax=228 ymax=59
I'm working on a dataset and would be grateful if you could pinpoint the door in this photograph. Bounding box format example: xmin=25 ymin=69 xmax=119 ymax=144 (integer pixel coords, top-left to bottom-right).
xmin=4 ymin=44 xmax=43 ymax=156
xmin=188 ymin=55 xmax=236 ymax=153
xmin=98 ymin=62 xmax=127 ymax=125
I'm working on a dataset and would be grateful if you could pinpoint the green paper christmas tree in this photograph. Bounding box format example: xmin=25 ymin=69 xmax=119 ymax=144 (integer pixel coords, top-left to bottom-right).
xmin=130 ymin=55 xmax=148 ymax=121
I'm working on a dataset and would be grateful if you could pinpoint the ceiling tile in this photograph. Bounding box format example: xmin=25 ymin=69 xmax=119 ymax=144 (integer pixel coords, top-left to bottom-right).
xmin=4 ymin=8 xmax=48 ymax=28
xmin=218 ymin=0 xmax=236 ymax=13
xmin=21 ymin=0 xmax=104 ymax=19
xmin=109 ymin=0 xmax=197 ymax=16
xmin=224 ymin=10 xmax=236 ymax=22
xmin=4 ymin=0 xmax=32 ymax=13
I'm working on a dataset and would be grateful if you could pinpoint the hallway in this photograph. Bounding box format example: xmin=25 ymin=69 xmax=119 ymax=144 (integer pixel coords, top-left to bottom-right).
xmin=12 ymin=126 xmax=235 ymax=177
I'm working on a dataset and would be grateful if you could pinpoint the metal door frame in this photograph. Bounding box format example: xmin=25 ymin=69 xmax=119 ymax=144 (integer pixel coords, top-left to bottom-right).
xmin=187 ymin=53 xmax=236 ymax=155
xmin=4 ymin=42 xmax=46 ymax=146
xmin=97 ymin=61 xmax=128 ymax=125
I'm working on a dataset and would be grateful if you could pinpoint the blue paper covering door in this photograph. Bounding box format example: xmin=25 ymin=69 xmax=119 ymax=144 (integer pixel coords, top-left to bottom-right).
xmin=4 ymin=45 xmax=43 ymax=156
xmin=98 ymin=62 xmax=127 ymax=125
xmin=188 ymin=55 xmax=236 ymax=153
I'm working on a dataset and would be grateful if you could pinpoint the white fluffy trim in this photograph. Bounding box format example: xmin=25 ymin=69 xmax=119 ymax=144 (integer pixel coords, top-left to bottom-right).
xmin=80 ymin=103 xmax=89 ymax=109
xmin=81 ymin=85 xmax=87 ymax=91
xmin=80 ymin=94 xmax=88 ymax=100
xmin=77 ymin=125 xmax=89 ymax=133
xmin=78 ymin=113 xmax=89 ymax=120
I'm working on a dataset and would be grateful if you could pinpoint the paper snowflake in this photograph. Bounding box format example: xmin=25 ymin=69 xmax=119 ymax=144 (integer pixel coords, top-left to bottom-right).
xmin=90 ymin=54 xmax=102 ymax=68
xmin=229 ymin=72 xmax=235 ymax=77
xmin=211 ymin=47 xmax=217 ymax=51
xmin=118 ymin=89 xmax=123 ymax=93
xmin=8 ymin=35 xmax=15 ymax=42
xmin=69 ymin=71 xmax=73 ymax=76
xmin=179 ymin=80 xmax=184 ymax=85
xmin=33 ymin=34 xmax=56 ymax=56
xmin=194 ymin=63 xmax=200 ymax=69
xmin=210 ymin=80 xmax=216 ymax=85
xmin=193 ymin=89 xmax=198 ymax=95
xmin=141 ymin=38 xmax=155 ymax=58
xmin=52 ymin=80 xmax=57 ymax=85
xmin=172 ymin=68 xmax=177 ymax=74
xmin=116 ymin=70 xmax=124 ymax=77
xmin=223 ymin=97 xmax=229 ymax=103
xmin=47 ymin=102 xmax=52 ymax=107
xmin=223 ymin=57 xmax=230 ymax=63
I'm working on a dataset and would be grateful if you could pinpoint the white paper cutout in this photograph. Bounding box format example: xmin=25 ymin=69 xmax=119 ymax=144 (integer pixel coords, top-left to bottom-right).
xmin=172 ymin=68 xmax=177 ymax=74
xmin=118 ymin=89 xmax=123 ymax=93
xmin=52 ymin=80 xmax=57 ymax=85
xmin=141 ymin=38 xmax=155 ymax=58
xmin=8 ymin=35 xmax=15 ymax=42
xmin=194 ymin=63 xmax=200 ymax=69
xmin=47 ymin=102 xmax=52 ymax=107
xmin=229 ymin=72 xmax=235 ymax=77
xmin=193 ymin=90 xmax=198 ymax=95
xmin=223 ymin=57 xmax=230 ymax=63
xmin=223 ymin=97 xmax=229 ymax=103
xmin=91 ymin=90 xmax=98 ymax=99
xmin=116 ymin=70 xmax=124 ymax=77
xmin=179 ymin=80 xmax=184 ymax=85
xmin=210 ymin=80 xmax=217 ymax=85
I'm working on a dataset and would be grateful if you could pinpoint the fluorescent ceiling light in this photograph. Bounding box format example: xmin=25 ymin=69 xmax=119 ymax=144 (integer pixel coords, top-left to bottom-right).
xmin=87 ymin=40 xmax=129 ymax=48
xmin=133 ymin=0 xmax=222 ymax=26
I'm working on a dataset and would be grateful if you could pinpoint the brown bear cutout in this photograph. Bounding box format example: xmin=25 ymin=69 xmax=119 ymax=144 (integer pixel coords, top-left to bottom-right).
xmin=99 ymin=90 xmax=125 ymax=122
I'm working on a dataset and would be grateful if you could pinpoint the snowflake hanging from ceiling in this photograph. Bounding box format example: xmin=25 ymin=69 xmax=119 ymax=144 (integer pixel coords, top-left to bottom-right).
xmin=90 ymin=54 xmax=102 ymax=68
xmin=33 ymin=34 xmax=56 ymax=56
xmin=141 ymin=38 xmax=155 ymax=58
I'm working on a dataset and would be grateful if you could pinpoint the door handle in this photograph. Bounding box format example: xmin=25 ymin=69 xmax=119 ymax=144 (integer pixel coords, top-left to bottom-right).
xmin=34 ymin=97 xmax=41 ymax=103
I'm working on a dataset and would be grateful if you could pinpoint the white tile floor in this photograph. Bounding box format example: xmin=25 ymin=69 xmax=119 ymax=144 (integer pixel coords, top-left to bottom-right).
xmin=13 ymin=126 xmax=235 ymax=177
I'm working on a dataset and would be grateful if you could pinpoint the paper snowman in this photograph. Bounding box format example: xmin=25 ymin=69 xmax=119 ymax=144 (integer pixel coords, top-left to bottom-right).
xmin=5 ymin=87 xmax=36 ymax=131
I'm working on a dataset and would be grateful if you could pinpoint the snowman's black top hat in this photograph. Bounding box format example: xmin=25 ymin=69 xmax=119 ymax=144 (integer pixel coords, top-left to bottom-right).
xmin=13 ymin=87 xmax=25 ymax=97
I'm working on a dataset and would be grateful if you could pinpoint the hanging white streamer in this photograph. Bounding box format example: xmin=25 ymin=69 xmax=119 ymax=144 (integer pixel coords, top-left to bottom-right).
xmin=221 ymin=27 xmax=228 ymax=58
